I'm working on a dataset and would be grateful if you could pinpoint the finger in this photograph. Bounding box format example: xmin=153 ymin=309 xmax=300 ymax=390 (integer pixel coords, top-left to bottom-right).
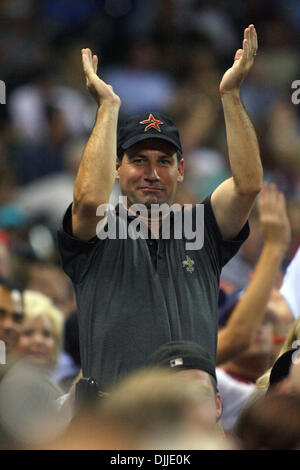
xmin=254 ymin=27 xmax=258 ymax=52
xmin=278 ymin=193 xmax=288 ymax=218
xmin=93 ymin=55 xmax=98 ymax=74
xmin=248 ymin=24 xmax=255 ymax=53
xmin=245 ymin=27 xmax=251 ymax=56
xmin=269 ymin=184 xmax=280 ymax=209
xmin=251 ymin=26 xmax=257 ymax=56
xmin=82 ymin=48 xmax=92 ymax=64
xmin=240 ymin=39 xmax=249 ymax=66
xmin=261 ymin=183 xmax=274 ymax=209
xmin=81 ymin=50 xmax=94 ymax=78
xmin=258 ymin=182 xmax=268 ymax=210
xmin=234 ymin=49 xmax=243 ymax=62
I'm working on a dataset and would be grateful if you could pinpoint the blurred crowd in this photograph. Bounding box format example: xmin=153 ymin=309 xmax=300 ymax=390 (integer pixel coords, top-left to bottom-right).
xmin=0 ymin=0 xmax=300 ymax=451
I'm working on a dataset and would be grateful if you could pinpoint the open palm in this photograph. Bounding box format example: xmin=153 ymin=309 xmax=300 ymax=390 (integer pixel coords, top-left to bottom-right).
xmin=81 ymin=48 xmax=121 ymax=106
xmin=219 ymin=24 xmax=258 ymax=94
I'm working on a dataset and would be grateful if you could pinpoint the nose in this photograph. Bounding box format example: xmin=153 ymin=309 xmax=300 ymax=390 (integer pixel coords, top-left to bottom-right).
xmin=144 ymin=165 xmax=160 ymax=181
xmin=31 ymin=332 xmax=45 ymax=346
xmin=2 ymin=316 xmax=15 ymax=332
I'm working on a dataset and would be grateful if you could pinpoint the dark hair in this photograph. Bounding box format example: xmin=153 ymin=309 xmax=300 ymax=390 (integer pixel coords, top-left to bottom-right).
xmin=0 ymin=277 xmax=23 ymax=294
xmin=234 ymin=393 xmax=300 ymax=450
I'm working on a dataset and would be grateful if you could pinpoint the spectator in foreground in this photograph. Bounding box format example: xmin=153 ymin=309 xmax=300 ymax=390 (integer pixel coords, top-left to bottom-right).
xmin=146 ymin=340 xmax=222 ymax=425
xmin=234 ymin=393 xmax=300 ymax=450
xmin=98 ymin=368 xmax=232 ymax=450
xmin=0 ymin=277 xmax=24 ymax=365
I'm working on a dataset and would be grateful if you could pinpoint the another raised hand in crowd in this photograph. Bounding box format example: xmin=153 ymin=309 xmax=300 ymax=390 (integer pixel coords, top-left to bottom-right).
xmin=217 ymin=183 xmax=292 ymax=365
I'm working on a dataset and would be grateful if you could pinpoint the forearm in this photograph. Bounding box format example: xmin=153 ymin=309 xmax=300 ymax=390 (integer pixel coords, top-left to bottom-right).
xmin=74 ymin=102 xmax=120 ymax=209
xmin=217 ymin=243 xmax=285 ymax=364
xmin=221 ymin=90 xmax=263 ymax=194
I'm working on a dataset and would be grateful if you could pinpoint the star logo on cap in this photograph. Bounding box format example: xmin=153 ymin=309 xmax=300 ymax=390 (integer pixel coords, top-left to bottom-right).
xmin=139 ymin=113 xmax=163 ymax=132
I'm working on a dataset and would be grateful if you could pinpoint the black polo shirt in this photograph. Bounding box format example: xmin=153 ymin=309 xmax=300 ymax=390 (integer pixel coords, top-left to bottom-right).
xmin=57 ymin=195 xmax=249 ymax=391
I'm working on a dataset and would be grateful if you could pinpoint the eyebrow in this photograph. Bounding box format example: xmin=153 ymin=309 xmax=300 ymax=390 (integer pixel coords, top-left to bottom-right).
xmin=0 ymin=307 xmax=23 ymax=314
xmin=127 ymin=153 xmax=175 ymax=160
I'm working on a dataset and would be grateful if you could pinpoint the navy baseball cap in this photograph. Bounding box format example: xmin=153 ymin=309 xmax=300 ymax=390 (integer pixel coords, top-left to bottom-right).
xmin=117 ymin=112 xmax=182 ymax=157
xmin=147 ymin=340 xmax=217 ymax=382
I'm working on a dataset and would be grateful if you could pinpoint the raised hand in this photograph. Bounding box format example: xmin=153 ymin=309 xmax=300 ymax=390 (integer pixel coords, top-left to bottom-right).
xmin=81 ymin=48 xmax=121 ymax=107
xmin=219 ymin=24 xmax=258 ymax=95
xmin=258 ymin=183 xmax=291 ymax=252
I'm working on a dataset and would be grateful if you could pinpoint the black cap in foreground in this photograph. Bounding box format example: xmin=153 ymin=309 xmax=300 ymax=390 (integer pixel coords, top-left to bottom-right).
xmin=147 ymin=340 xmax=216 ymax=382
xmin=269 ymin=348 xmax=299 ymax=390
xmin=117 ymin=112 xmax=182 ymax=156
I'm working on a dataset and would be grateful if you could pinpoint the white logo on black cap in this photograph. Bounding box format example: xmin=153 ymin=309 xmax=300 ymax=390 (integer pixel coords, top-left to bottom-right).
xmin=170 ymin=357 xmax=183 ymax=367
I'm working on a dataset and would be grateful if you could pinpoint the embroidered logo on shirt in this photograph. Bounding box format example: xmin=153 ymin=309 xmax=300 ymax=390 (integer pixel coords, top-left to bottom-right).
xmin=182 ymin=255 xmax=195 ymax=274
xmin=139 ymin=113 xmax=163 ymax=132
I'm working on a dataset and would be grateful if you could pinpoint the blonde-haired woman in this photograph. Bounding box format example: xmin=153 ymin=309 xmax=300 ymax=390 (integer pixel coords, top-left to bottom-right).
xmin=17 ymin=290 xmax=64 ymax=371
xmin=0 ymin=291 xmax=73 ymax=446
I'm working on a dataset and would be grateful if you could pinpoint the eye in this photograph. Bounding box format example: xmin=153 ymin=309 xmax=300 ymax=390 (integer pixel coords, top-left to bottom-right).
xmin=0 ymin=309 xmax=5 ymax=318
xmin=133 ymin=158 xmax=146 ymax=164
xmin=42 ymin=329 xmax=52 ymax=339
xmin=12 ymin=313 xmax=24 ymax=324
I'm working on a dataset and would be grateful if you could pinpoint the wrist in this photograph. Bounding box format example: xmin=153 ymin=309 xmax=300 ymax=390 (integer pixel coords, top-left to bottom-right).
xmin=220 ymin=88 xmax=241 ymax=100
xmin=263 ymin=242 xmax=288 ymax=258
xmin=97 ymin=101 xmax=121 ymax=116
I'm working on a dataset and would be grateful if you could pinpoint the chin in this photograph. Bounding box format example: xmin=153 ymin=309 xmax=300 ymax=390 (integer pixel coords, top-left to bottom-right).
xmin=27 ymin=355 xmax=49 ymax=367
xmin=145 ymin=195 xmax=170 ymax=207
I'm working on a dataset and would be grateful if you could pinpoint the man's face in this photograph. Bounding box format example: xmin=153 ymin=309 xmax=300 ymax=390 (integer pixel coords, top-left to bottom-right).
xmin=0 ymin=286 xmax=24 ymax=352
xmin=177 ymin=369 xmax=222 ymax=422
xmin=237 ymin=311 xmax=275 ymax=362
xmin=116 ymin=139 xmax=184 ymax=208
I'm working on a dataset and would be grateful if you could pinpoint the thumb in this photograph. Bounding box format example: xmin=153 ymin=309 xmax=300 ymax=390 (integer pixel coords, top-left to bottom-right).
xmin=234 ymin=49 xmax=243 ymax=62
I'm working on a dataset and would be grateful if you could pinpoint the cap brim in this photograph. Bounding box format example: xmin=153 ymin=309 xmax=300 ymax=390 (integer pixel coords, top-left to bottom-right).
xmin=121 ymin=134 xmax=182 ymax=152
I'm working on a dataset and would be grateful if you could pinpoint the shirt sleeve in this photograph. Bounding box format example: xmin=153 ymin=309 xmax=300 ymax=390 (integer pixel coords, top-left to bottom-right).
xmin=57 ymin=203 xmax=107 ymax=284
xmin=216 ymin=368 xmax=255 ymax=431
xmin=202 ymin=194 xmax=250 ymax=268
xmin=280 ymin=247 xmax=300 ymax=319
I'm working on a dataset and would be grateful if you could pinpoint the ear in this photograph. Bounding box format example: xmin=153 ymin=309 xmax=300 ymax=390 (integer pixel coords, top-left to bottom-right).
xmin=116 ymin=156 xmax=121 ymax=179
xmin=177 ymin=158 xmax=184 ymax=183
xmin=216 ymin=393 xmax=223 ymax=421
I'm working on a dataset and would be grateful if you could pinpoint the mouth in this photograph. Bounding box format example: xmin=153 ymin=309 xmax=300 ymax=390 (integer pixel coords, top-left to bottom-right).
xmin=139 ymin=187 xmax=164 ymax=192
xmin=27 ymin=351 xmax=47 ymax=360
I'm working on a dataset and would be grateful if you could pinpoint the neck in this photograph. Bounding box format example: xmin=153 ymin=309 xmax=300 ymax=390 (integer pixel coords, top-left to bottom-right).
xmin=122 ymin=198 xmax=173 ymax=232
